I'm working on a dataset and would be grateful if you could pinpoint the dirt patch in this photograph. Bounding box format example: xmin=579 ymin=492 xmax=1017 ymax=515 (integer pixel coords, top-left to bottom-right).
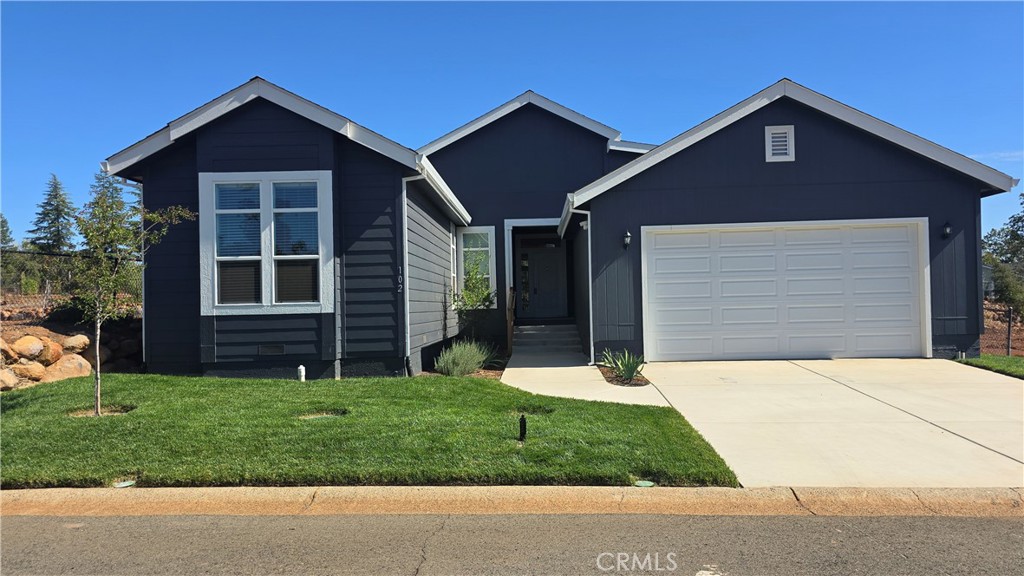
xmin=68 ymin=404 xmax=136 ymax=417
xmin=982 ymin=301 xmax=1023 ymax=357
xmin=299 ymin=408 xmax=350 ymax=419
xmin=597 ymin=365 xmax=651 ymax=387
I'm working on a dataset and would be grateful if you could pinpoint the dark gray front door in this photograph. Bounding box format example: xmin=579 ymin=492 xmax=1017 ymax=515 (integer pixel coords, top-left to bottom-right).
xmin=519 ymin=247 xmax=567 ymax=319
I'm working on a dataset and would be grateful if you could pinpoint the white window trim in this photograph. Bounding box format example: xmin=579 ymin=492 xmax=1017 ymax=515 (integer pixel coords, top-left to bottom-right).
xmin=199 ymin=170 xmax=335 ymax=316
xmin=765 ymin=125 xmax=795 ymax=162
xmin=456 ymin=226 xmax=497 ymax=309
xmin=449 ymin=222 xmax=458 ymax=310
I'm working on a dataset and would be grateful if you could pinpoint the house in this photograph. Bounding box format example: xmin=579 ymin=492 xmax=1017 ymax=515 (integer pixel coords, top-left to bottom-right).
xmin=103 ymin=77 xmax=1017 ymax=377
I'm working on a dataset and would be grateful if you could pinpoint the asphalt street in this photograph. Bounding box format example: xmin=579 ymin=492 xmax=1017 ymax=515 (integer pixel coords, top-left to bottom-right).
xmin=2 ymin=514 xmax=1022 ymax=575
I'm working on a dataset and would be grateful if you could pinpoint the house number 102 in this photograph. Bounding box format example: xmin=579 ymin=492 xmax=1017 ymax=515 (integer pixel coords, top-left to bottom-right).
xmin=397 ymin=266 xmax=404 ymax=293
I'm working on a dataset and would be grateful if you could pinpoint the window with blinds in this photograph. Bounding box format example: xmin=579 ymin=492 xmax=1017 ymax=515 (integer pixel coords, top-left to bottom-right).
xmin=764 ymin=125 xmax=795 ymax=162
xmin=272 ymin=182 xmax=319 ymax=303
xmin=215 ymin=183 xmax=261 ymax=304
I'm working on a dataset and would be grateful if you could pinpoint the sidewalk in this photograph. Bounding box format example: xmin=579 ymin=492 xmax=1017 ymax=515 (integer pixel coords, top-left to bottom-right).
xmin=2 ymin=486 xmax=1021 ymax=517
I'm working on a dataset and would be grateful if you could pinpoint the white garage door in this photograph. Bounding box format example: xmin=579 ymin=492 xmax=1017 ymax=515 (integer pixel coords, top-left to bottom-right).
xmin=642 ymin=220 xmax=929 ymax=361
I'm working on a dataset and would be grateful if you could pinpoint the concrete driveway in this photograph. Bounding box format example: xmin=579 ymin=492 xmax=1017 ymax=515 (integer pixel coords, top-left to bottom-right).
xmin=643 ymin=359 xmax=1024 ymax=488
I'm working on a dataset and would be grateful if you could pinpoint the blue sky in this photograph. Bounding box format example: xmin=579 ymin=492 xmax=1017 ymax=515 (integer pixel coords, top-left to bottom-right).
xmin=2 ymin=1 xmax=1021 ymax=242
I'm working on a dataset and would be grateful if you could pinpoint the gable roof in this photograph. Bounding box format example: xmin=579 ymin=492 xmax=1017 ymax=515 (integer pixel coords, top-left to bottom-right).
xmin=565 ymin=79 xmax=1018 ymax=215
xmin=417 ymin=90 xmax=650 ymax=156
xmin=103 ymin=76 xmax=470 ymax=225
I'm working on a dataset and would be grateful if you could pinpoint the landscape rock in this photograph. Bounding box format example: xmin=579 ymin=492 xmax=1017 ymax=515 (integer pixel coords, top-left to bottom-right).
xmin=62 ymin=334 xmax=90 ymax=354
xmin=36 ymin=337 xmax=64 ymax=366
xmin=81 ymin=344 xmax=113 ymax=368
xmin=11 ymin=336 xmax=44 ymax=360
xmin=40 ymin=354 xmax=92 ymax=383
xmin=0 ymin=368 xmax=20 ymax=390
xmin=1 ymin=338 xmax=18 ymax=363
xmin=10 ymin=359 xmax=46 ymax=381
xmin=119 ymin=338 xmax=141 ymax=356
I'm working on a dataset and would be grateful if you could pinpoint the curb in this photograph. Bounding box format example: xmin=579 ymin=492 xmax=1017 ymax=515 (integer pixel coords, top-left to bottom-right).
xmin=2 ymin=486 xmax=1021 ymax=517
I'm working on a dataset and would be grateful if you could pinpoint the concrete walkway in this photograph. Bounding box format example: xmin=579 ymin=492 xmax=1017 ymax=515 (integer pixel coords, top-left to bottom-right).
xmin=500 ymin=352 xmax=668 ymax=406
xmin=644 ymin=359 xmax=1024 ymax=488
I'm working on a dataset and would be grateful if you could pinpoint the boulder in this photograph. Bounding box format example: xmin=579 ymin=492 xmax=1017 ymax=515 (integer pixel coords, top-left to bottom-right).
xmin=81 ymin=345 xmax=113 ymax=368
xmin=62 ymin=334 xmax=90 ymax=354
xmin=1 ymin=338 xmax=17 ymax=363
xmin=10 ymin=359 xmax=45 ymax=381
xmin=36 ymin=337 xmax=63 ymax=366
xmin=119 ymin=339 xmax=141 ymax=356
xmin=0 ymin=368 xmax=20 ymax=390
xmin=40 ymin=354 xmax=92 ymax=383
xmin=11 ymin=336 xmax=44 ymax=360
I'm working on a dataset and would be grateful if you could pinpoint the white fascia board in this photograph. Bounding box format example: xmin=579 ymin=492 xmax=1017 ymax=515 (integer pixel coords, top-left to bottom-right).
xmin=780 ymin=81 xmax=1017 ymax=192
xmin=556 ymin=194 xmax=574 ymax=238
xmin=417 ymin=91 xmax=621 ymax=156
xmin=105 ymin=128 xmax=174 ymax=176
xmin=107 ymin=77 xmax=418 ymax=175
xmin=608 ymin=140 xmax=657 ymax=153
xmin=572 ymin=79 xmax=1016 ymax=208
xmin=417 ymin=156 xmax=472 ymax=225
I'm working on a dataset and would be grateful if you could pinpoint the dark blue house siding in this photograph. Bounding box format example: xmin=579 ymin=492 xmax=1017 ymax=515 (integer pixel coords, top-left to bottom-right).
xmin=335 ymin=136 xmax=409 ymax=376
xmin=405 ymin=181 xmax=459 ymax=373
xmin=139 ymin=138 xmax=201 ymax=374
xmin=427 ymin=104 xmax=617 ymax=341
xmin=584 ymin=97 xmax=987 ymax=358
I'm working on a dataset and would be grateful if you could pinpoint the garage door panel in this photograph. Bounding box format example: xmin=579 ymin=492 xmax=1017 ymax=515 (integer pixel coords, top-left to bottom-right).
xmin=644 ymin=221 xmax=925 ymax=361
xmin=721 ymin=278 xmax=777 ymax=297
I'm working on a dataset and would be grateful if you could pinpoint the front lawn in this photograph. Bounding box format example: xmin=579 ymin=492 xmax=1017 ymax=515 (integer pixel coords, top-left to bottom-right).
xmin=0 ymin=374 xmax=737 ymax=488
xmin=960 ymin=354 xmax=1024 ymax=379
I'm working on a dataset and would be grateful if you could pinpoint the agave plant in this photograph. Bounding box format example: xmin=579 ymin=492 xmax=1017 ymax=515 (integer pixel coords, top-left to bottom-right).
xmin=600 ymin=348 xmax=645 ymax=383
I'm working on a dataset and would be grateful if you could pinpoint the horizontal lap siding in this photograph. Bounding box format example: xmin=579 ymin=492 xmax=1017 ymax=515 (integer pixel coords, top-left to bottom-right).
xmin=337 ymin=137 xmax=404 ymax=358
xmin=406 ymin=183 xmax=458 ymax=355
xmin=193 ymin=98 xmax=337 ymax=368
xmin=142 ymin=138 xmax=201 ymax=373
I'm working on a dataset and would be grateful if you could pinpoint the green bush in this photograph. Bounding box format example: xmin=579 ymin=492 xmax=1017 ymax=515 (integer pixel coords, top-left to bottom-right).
xmin=601 ymin=348 xmax=645 ymax=382
xmin=987 ymin=256 xmax=1024 ymax=313
xmin=19 ymin=273 xmax=39 ymax=295
xmin=435 ymin=340 xmax=494 ymax=377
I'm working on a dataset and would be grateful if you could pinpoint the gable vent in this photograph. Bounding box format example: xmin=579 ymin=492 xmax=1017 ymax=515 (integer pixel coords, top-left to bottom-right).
xmin=765 ymin=125 xmax=795 ymax=162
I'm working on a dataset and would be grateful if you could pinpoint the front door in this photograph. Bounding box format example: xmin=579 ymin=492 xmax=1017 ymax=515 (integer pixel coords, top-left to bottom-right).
xmin=518 ymin=244 xmax=567 ymax=319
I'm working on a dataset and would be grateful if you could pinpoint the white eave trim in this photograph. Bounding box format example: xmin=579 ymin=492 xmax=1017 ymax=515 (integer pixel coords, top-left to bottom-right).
xmin=417 ymin=90 xmax=622 ymax=157
xmin=416 ymin=156 xmax=472 ymax=226
xmin=556 ymin=194 xmax=574 ymax=238
xmin=105 ymin=77 xmax=418 ymax=176
xmin=570 ymin=79 xmax=1018 ymax=208
xmin=608 ymin=140 xmax=656 ymax=154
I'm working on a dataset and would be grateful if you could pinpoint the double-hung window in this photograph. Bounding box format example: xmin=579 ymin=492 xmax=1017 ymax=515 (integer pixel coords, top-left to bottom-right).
xmin=200 ymin=170 xmax=334 ymax=316
xmin=456 ymin=226 xmax=496 ymax=309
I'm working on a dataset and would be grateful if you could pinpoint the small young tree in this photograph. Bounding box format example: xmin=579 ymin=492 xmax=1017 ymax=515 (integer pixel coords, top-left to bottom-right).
xmin=27 ymin=174 xmax=76 ymax=253
xmin=453 ymin=253 xmax=495 ymax=340
xmin=983 ymin=191 xmax=1024 ymax=278
xmin=73 ymin=172 xmax=194 ymax=416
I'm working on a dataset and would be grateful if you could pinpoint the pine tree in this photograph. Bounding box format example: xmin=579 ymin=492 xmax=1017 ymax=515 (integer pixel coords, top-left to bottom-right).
xmin=0 ymin=213 xmax=15 ymax=249
xmin=27 ymin=174 xmax=76 ymax=253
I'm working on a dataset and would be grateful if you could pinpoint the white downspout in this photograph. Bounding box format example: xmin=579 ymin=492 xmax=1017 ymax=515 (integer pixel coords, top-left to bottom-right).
xmin=571 ymin=208 xmax=595 ymax=366
xmin=400 ymin=176 xmax=422 ymax=370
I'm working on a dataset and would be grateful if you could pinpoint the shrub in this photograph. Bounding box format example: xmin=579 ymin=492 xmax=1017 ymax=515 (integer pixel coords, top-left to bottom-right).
xmin=601 ymin=348 xmax=645 ymax=382
xmin=435 ymin=340 xmax=494 ymax=377
xmin=986 ymin=256 xmax=1024 ymax=314
xmin=453 ymin=260 xmax=495 ymax=339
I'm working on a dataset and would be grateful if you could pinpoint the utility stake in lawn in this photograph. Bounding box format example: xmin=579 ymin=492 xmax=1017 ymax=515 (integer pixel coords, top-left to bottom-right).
xmin=519 ymin=414 xmax=527 ymax=442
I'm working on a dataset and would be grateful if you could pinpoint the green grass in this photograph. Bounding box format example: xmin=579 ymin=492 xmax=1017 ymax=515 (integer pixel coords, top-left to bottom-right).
xmin=960 ymin=354 xmax=1024 ymax=379
xmin=0 ymin=374 xmax=737 ymax=488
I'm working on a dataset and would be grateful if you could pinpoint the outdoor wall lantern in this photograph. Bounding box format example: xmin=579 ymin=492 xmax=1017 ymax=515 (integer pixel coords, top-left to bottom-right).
xmin=623 ymin=231 xmax=632 ymax=249
xmin=942 ymin=222 xmax=952 ymax=239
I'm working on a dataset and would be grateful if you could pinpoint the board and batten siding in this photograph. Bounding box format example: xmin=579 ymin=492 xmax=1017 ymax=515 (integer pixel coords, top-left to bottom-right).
xmin=585 ymin=97 xmax=988 ymax=359
xmin=405 ymin=181 xmax=459 ymax=373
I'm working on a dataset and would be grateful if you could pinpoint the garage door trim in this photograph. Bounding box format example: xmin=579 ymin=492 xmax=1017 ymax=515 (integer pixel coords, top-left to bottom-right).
xmin=640 ymin=217 xmax=932 ymax=361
